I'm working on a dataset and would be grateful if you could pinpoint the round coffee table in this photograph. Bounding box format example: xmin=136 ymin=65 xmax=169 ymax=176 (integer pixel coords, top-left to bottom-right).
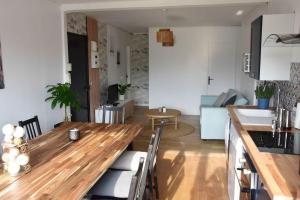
xmin=145 ymin=108 xmax=181 ymax=131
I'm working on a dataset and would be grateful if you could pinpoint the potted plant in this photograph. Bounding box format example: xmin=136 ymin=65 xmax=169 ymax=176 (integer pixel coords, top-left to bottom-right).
xmin=118 ymin=83 xmax=131 ymax=101
xmin=45 ymin=83 xmax=80 ymax=121
xmin=255 ymin=83 xmax=275 ymax=109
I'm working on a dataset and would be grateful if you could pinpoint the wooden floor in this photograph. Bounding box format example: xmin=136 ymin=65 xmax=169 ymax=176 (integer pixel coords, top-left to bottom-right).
xmin=129 ymin=107 xmax=229 ymax=200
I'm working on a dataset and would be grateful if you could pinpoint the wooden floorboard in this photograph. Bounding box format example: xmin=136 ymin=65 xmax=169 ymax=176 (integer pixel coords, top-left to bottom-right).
xmin=128 ymin=107 xmax=229 ymax=200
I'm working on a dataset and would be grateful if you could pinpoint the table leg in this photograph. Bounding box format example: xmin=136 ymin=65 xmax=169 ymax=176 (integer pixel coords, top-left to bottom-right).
xmin=175 ymin=117 xmax=178 ymax=130
xmin=152 ymin=118 xmax=155 ymax=131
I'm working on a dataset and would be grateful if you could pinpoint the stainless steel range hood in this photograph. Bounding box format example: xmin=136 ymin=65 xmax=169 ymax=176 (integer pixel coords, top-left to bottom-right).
xmin=264 ymin=33 xmax=300 ymax=46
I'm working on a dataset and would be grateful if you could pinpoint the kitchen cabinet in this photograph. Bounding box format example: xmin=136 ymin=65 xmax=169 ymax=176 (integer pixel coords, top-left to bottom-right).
xmin=227 ymin=122 xmax=244 ymax=200
xmin=250 ymin=14 xmax=294 ymax=80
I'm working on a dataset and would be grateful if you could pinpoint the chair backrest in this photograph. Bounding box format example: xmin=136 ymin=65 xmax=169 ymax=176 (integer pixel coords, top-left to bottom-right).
xmin=128 ymin=157 xmax=145 ymax=200
xmin=18 ymin=115 xmax=42 ymax=140
xmin=149 ymin=121 xmax=165 ymax=172
xmin=137 ymin=144 xmax=154 ymax=200
xmin=131 ymin=132 xmax=158 ymax=200
xmin=102 ymin=105 xmax=125 ymax=124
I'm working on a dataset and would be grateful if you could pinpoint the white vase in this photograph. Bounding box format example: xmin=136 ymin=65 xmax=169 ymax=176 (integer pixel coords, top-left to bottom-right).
xmin=119 ymin=95 xmax=125 ymax=101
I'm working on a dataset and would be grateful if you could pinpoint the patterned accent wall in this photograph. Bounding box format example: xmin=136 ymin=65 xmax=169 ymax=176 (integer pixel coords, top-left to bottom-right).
xmin=258 ymin=63 xmax=300 ymax=121
xmin=67 ymin=13 xmax=149 ymax=105
xmin=66 ymin=13 xmax=87 ymax=35
xmin=98 ymin=23 xmax=108 ymax=104
xmin=130 ymin=34 xmax=149 ymax=105
xmin=276 ymin=63 xmax=300 ymax=110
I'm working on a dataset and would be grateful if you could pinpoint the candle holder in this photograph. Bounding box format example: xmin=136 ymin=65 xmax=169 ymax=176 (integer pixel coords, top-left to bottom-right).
xmin=1 ymin=124 xmax=31 ymax=176
xmin=69 ymin=128 xmax=80 ymax=141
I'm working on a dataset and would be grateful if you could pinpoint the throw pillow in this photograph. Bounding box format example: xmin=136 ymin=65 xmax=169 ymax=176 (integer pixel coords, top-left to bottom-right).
xmin=213 ymin=92 xmax=227 ymax=107
xmin=222 ymin=95 xmax=237 ymax=107
xmin=223 ymin=89 xmax=238 ymax=103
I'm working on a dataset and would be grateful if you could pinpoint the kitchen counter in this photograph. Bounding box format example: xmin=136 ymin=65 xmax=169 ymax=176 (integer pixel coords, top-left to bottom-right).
xmin=228 ymin=105 xmax=300 ymax=200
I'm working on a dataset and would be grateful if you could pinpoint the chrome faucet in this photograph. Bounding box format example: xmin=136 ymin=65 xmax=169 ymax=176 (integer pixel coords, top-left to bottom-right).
xmin=273 ymin=82 xmax=281 ymax=119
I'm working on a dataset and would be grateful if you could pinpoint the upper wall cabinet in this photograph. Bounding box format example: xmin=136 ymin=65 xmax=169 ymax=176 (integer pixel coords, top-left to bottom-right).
xmin=250 ymin=14 xmax=294 ymax=80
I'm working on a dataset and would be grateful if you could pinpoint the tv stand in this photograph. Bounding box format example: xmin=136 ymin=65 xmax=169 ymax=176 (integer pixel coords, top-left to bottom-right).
xmin=116 ymin=99 xmax=134 ymax=119
xmin=112 ymin=102 xmax=119 ymax=106
xmin=95 ymin=99 xmax=134 ymax=123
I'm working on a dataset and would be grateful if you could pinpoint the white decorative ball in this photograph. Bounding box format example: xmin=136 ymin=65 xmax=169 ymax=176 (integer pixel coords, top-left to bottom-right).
xmin=4 ymin=135 xmax=13 ymax=144
xmin=2 ymin=124 xmax=14 ymax=136
xmin=13 ymin=137 xmax=23 ymax=146
xmin=2 ymin=153 xmax=9 ymax=162
xmin=16 ymin=154 xmax=29 ymax=166
xmin=9 ymin=147 xmax=20 ymax=158
xmin=7 ymin=162 xmax=21 ymax=176
xmin=13 ymin=126 xmax=25 ymax=138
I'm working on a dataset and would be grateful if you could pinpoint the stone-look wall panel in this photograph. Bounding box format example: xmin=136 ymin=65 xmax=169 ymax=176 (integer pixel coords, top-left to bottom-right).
xmin=66 ymin=13 xmax=87 ymax=35
xmin=67 ymin=13 xmax=149 ymax=105
xmin=98 ymin=23 xmax=108 ymax=104
xmin=130 ymin=34 xmax=149 ymax=105
xmin=276 ymin=63 xmax=300 ymax=111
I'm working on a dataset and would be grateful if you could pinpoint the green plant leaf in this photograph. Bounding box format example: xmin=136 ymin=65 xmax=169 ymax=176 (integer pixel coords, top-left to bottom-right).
xmin=51 ymin=98 xmax=58 ymax=109
xmin=255 ymin=82 xmax=275 ymax=99
xmin=45 ymin=83 xmax=80 ymax=113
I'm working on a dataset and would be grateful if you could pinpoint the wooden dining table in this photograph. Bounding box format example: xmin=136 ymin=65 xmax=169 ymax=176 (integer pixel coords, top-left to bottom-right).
xmin=0 ymin=122 xmax=143 ymax=200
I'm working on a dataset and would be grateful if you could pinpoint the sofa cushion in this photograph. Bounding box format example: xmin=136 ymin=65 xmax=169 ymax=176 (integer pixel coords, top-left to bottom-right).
xmin=223 ymin=89 xmax=238 ymax=103
xmin=222 ymin=95 xmax=237 ymax=107
xmin=234 ymin=96 xmax=248 ymax=105
xmin=213 ymin=92 xmax=227 ymax=107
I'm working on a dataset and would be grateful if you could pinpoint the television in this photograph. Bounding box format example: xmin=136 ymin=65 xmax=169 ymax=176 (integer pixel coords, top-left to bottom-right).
xmin=107 ymin=84 xmax=119 ymax=105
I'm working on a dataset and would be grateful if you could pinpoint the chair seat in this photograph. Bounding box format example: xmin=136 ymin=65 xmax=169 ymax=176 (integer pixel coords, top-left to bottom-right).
xmin=111 ymin=151 xmax=147 ymax=171
xmin=90 ymin=170 xmax=136 ymax=198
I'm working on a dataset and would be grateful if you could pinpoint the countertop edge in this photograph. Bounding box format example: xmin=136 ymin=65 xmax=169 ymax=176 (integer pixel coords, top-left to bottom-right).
xmin=227 ymin=105 xmax=297 ymax=200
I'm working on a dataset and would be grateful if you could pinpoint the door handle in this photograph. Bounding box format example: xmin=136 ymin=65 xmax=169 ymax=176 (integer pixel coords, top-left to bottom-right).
xmin=208 ymin=76 xmax=214 ymax=85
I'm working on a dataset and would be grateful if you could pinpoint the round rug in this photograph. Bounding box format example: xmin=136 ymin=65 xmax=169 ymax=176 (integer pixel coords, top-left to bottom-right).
xmin=142 ymin=122 xmax=195 ymax=139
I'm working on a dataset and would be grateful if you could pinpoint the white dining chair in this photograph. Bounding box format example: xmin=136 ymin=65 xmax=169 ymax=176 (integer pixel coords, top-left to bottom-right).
xmin=89 ymin=145 xmax=153 ymax=200
xmin=110 ymin=122 xmax=165 ymax=199
xmin=110 ymin=121 xmax=164 ymax=171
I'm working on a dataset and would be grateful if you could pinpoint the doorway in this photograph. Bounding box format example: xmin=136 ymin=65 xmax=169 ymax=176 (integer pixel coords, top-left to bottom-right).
xmin=67 ymin=32 xmax=90 ymax=122
xmin=207 ymin=41 xmax=237 ymax=95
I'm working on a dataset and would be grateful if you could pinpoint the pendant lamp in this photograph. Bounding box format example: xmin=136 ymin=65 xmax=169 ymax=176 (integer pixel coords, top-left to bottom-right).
xmin=156 ymin=10 xmax=174 ymax=46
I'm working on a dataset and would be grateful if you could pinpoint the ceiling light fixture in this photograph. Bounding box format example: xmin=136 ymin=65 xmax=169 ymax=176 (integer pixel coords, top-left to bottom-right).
xmin=236 ymin=10 xmax=244 ymax=16
xmin=156 ymin=9 xmax=174 ymax=47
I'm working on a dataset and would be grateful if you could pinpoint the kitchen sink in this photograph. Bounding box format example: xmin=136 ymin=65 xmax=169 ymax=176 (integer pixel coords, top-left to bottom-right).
xmin=234 ymin=108 xmax=275 ymax=126
xmin=235 ymin=109 xmax=274 ymax=117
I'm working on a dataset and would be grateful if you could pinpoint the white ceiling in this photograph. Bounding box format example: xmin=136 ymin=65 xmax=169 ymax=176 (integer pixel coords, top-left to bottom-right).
xmin=51 ymin=0 xmax=138 ymax=3
xmin=84 ymin=4 xmax=261 ymax=33
xmin=51 ymin=0 xmax=266 ymax=5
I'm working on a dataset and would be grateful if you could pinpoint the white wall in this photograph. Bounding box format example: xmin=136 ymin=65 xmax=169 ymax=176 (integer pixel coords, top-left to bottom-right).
xmin=237 ymin=0 xmax=300 ymax=104
xmin=107 ymin=25 xmax=132 ymax=85
xmin=149 ymin=26 xmax=240 ymax=115
xmin=0 ymin=0 xmax=63 ymax=139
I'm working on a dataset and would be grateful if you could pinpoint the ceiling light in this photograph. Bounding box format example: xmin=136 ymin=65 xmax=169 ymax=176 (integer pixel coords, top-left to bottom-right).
xmin=236 ymin=10 xmax=244 ymax=16
xmin=156 ymin=9 xmax=174 ymax=47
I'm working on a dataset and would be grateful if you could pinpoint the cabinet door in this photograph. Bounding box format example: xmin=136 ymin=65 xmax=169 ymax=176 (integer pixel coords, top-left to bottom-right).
xmin=250 ymin=16 xmax=262 ymax=80
xmin=250 ymin=14 xmax=294 ymax=80
xmin=228 ymin=123 xmax=245 ymax=200
xmin=228 ymin=139 xmax=241 ymax=200
xmin=224 ymin=112 xmax=231 ymax=159
xmin=260 ymin=14 xmax=294 ymax=80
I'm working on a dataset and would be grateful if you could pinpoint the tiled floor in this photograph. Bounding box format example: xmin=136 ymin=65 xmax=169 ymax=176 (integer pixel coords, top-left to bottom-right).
xmin=128 ymin=107 xmax=229 ymax=200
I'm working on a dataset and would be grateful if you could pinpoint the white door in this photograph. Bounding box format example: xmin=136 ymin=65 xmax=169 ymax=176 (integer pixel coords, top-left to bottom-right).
xmin=207 ymin=41 xmax=236 ymax=95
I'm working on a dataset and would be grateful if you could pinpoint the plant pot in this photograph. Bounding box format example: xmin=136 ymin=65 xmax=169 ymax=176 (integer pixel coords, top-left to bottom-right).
xmin=119 ymin=95 xmax=125 ymax=101
xmin=257 ymin=98 xmax=270 ymax=109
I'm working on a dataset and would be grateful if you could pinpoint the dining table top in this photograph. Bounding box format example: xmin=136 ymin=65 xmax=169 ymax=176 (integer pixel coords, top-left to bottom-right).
xmin=0 ymin=122 xmax=143 ymax=200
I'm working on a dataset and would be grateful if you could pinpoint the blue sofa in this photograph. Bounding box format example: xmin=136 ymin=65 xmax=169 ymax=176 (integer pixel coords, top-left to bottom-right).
xmin=200 ymin=90 xmax=248 ymax=140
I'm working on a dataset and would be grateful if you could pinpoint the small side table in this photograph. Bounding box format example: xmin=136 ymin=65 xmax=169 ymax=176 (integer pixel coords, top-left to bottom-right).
xmin=145 ymin=108 xmax=181 ymax=131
